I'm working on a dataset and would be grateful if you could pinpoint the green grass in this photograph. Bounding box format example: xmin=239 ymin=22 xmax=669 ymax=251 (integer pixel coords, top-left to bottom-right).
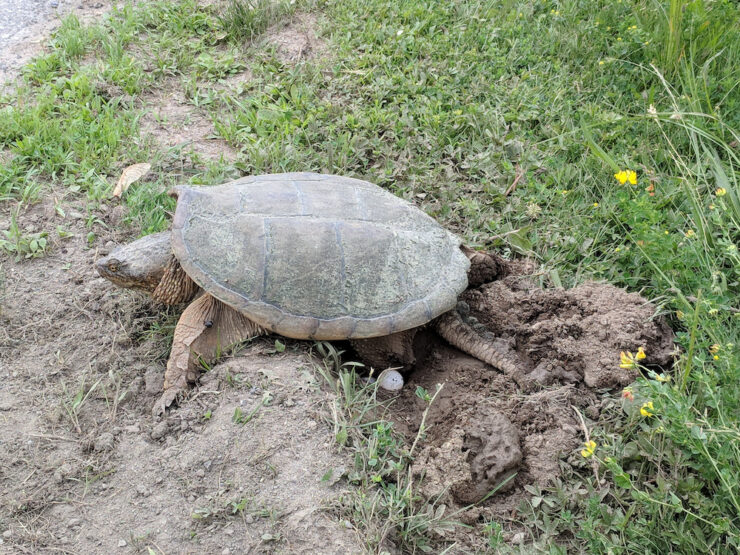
xmin=0 ymin=0 xmax=738 ymax=551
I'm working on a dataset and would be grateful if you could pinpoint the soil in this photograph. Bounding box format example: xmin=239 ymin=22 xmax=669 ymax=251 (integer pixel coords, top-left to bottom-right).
xmin=0 ymin=7 xmax=676 ymax=554
xmin=0 ymin=198 xmax=361 ymax=553
xmin=380 ymin=269 xmax=673 ymax=549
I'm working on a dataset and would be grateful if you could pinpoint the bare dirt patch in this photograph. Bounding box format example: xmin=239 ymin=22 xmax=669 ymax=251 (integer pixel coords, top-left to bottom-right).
xmin=263 ymin=13 xmax=325 ymax=65
xmin=139 ymin=80 xmax=239 ymax=163
xmin=0 ymin=0 xmax=111 ymax=85
xmin=0 ymin=199 xmax=359 ymax=553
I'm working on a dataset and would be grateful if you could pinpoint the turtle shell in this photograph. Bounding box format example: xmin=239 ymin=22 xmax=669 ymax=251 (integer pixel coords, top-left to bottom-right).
xmin=171 ymin=172 xmax=469 ymax=340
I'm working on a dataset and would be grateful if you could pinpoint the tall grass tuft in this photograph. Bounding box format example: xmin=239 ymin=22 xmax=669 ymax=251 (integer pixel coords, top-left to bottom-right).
xmin=663 ymin=0 xmax=685 ymax=74
xmin=218 ymin=0 xmax=290 ymax=43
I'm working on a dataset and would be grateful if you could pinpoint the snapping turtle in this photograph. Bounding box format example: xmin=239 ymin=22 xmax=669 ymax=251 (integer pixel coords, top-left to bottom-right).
xmin=97 ymin=173 xmax=517 ymax=412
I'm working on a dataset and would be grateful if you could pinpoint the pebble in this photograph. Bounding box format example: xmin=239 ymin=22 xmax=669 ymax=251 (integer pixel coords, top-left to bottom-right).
xmin=144 ymin=368 xmax=164 ymax=395
xmin=67 ymin=518 xmax=81 ymax=528
xmin=93 ymin=432 xmax=115 ymax=452
xmin=2 ymin=530 xmax=11 ymax=538
xmin=244 ymin=515 xmax=254 ymax=524
xmin=151 ymin=421 xmax=169 ymax=440
xmin=118 ymin=539 xmax=127 ymax=547
xmin=221 ymin=549 xmax=230 ymax=555
xmin=195 ymin=469 xmax=205 ymax=478
xmin=511 ymin=532 xmax=525 ymax=544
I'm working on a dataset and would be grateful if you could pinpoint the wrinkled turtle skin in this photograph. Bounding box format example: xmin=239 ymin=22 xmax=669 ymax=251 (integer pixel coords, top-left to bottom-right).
xmin=171 ymin=172 xmax=470 ymax=340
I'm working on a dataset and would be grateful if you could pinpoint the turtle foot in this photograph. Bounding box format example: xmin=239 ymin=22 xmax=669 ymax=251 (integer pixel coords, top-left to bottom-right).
xmin=153 ymin=386 xmax=184 ymax=416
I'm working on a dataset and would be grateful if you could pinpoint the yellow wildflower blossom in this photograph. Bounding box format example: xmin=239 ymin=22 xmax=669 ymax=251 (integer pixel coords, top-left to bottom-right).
xmin=636 ymin=347 xmax=646 ymax=360
xmin=685 ymin=229 xmax=695 ymax=238
xmin=709 ymin=344 xmax=720 ymax=354
xmin=655 ymin=374 xmax=670 ymax=383
xmin=614 ymin=170 xmax=637 ymax=185
xmin=581 ymin=440 xmax=597 ymax=458
xmin=716 ymin=188 xmax=727 ymax=196
xmin=640 ymin=401 xmax=654 ymax=417
xmin=593 ymin=202 xmax=600 ymax=208
xmin=620 ymin=351 xmax=636 ymax=369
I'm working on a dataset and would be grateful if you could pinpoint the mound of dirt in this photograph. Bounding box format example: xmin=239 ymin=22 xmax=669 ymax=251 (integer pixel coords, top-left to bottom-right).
xmin=386 ymin=268 xmax=674 ymax=531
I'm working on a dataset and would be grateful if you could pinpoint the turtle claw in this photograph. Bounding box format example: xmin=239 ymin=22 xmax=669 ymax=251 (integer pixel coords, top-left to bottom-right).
xmin=153 ymin=387 xmax=181 ymax=416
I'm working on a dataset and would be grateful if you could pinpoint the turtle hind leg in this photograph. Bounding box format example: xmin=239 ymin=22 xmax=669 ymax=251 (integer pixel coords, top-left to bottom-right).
xmin=155 ymin=294 xmax=265 ymax=414
xmin=351 ymin=328 xmax=435 ymax=372
xmin=460 ymin=245 xmax=508 ymax=287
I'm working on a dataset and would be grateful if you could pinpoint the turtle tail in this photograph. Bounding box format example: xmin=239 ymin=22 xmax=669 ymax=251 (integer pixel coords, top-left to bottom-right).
xmin=435 ymin=310 xmax=519 ymax=376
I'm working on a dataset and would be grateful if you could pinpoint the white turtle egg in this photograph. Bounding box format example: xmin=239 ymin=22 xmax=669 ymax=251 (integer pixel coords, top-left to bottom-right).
xmin=378 ymin=369 xmax=404 ymax=391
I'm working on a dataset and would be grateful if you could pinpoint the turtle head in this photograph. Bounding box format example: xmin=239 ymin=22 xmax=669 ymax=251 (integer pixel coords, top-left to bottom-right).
xmin=96 ymin=231 xmax=172 ymax=292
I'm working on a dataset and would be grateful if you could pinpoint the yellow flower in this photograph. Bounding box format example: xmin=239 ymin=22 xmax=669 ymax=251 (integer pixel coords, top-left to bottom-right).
xmin=640 ymin=401 xmax=654 ymax=417
xmin=581 ymin=440 xmax=597 ymax=458
xmin=685 ymin=229 xmax=695 ymax=238
xmin=715 ymin=188 xmax=727 ymax=197
xmin=676 ymin=310 xmax=685 ymax=320
xmin=614 ymin=170 xmax=637 ymax=185
xmin=636 ymin=346 xmax=646 ymax=360
xmin=593 ymin=202 xmax=600 ymax=207
xmin=709 ymin=344 xmax=720 ymax=354
xmin=620 ymin=351 xmax=636 ymax=369
xmin=655 ymin=373 xmax=670 ymax=383
xmin=713 ymin=355 xmax=720 ymax=361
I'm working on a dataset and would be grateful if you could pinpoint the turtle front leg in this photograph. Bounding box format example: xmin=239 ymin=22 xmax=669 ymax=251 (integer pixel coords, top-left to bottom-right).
xmin=155 ymin=293 xmax=266 ymax=414
xmin=460 ymin=245 xmax=508 ymax=287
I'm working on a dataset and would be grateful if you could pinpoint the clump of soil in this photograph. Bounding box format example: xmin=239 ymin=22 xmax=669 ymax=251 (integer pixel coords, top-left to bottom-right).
xmin=387 ymin=266 xmax=674 ymax=536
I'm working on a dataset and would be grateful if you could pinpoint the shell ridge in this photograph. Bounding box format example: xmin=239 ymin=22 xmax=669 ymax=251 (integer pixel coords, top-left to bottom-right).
xmin=334 ymin=222 xmax=348 ymax=313
xmin=261 ymin=218 xmax=272 ymax=305
xmin=291 ymin=180 xmax=307 ymax=215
